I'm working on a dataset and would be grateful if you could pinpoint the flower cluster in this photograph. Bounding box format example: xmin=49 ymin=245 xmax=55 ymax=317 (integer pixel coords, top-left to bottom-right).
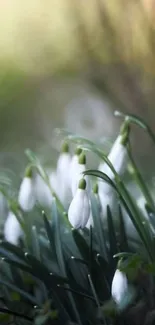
xmin=4 ymin=128 xmax=130 ymax=246
xmin=3 ymin=117 xmax=153 ymax=316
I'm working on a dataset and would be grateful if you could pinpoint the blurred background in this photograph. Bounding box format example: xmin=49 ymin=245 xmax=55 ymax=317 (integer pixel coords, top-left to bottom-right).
xmin=0 ymin=0 xmax=155 ymax=176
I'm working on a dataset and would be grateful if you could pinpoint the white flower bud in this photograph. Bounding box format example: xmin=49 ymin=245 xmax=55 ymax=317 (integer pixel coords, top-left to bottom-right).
xmin=98 ymin=134 xmax=128 ymax=219
xmin=99 ymin=135 xmax=128 ymax=180
xmin=111 ymin=269 xmax=128 ymax=305
xmin=4 ymin=212 xmax=22 ymax=245
xmin=68 ymin=179 xmax=90 ymax=229
xmin=57 ymin=141 xmax=71 ymax=182
xmin=18 ymin=173 xmax=35 ymax=212
xmin=52 ymin=141 xmax=72 ymax=206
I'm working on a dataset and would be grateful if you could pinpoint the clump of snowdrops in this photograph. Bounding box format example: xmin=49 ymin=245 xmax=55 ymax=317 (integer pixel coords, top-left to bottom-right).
xmin=0 ymin=111 xmax=155 ymax=325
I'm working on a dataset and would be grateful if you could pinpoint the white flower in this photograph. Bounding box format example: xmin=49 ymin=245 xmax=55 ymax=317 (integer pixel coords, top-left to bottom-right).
xmin=86 ymin=211 xmax=93 ymax=229
xmin=68 ymin=179 xmax=90 ymax=229
xmin=99 ymin=135 xmax=128 ymax=180
xmin=111 ymin=269 xmax=128 ymax=304
xmin=50 ymin=141 xmax=72 ymax=207
xmin=18 ymin=176 xmax=35 ymax=212
xmin=34 ymin=174 xmax=53 ymax=208
xmin=57 ymin=141 xmax=71 ymax=185
xmin=69 ymin=147 xmax=82 ymax=183
xmin=98 ymin=134 xmax=128 ymax=218
xmin=4 ymin=212 xmax=22 ymax=245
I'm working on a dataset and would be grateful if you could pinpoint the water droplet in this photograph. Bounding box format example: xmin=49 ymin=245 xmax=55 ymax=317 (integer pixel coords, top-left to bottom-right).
xmin=71 ymin=256 xmax=75 ymax=260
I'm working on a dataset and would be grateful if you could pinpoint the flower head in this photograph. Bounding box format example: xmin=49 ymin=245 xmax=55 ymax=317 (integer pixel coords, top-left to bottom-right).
xmin=4 ymin=211 xmax=22 ymax=245
xmin=18 ymin=167 xmax=35 ymax=212
xmin=111 ymin=269 xmax=128 ymax=305
xmin=99 ymin=134 xmax=128 ymax=180
xmin=98 ymin=132 xmax=128 ymax=218
xmin=52 ymin=141 xmax=72 ymax=206
xmin=68 ymin=178 xmax=90 ymax=229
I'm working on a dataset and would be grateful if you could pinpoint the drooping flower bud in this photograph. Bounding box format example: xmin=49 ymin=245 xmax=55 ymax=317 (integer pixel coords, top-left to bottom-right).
xmin=57 ymin=141 xmax=71 ymax=180
xmin=4 ymin=211 xmax=22 ymax=245
xmin=18 ymin=167 xmax=35 ymax=212
xmin=51 ymin=141 xmax=72 ymax=206
xmin=98 ymin=132 xmax=128 ymax=218
xmin=68 ymin=178 xmax=90 ymax=229
xmin=111 ymin=269 xmax=128 ymax=305
xmin=71 ymin=153 xmax=87 ymax=196
xmin=99 ymin=134 xmax=128 ymax=180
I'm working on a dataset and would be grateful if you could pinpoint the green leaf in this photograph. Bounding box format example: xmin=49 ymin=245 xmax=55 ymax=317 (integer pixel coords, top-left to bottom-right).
xmin=118 ymin=205 xmax=129 ymax=252
xmin=90 ymin=193 xmax=108 ymax=260
xmin=107 ymin=206 xmax=118 ymax=268
xmin=0 ymin=279 xmax=39 ymax=306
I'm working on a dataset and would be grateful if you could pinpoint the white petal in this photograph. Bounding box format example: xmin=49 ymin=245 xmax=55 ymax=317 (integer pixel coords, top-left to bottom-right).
xmin=99 ymin=135 xmax=127 ymax=180
xmin=68 ymin=188 xmax=90 ymax=228
xmin=86 ymin=211 xmax=93 ymax=229
xmin=4 ymin=212 xmax=22 ymax=245
xmin=18 ymin=177 xmax=35 ymax=211
xmin=57 ymin=153 xmax=71 ymax=187
xmin=111 ymin=269 xmax=128 ymax=304
xmin=70 ymin=155 xmax=79 ymax=183
xmin=34 ymin=174 xmax=53 ymax=208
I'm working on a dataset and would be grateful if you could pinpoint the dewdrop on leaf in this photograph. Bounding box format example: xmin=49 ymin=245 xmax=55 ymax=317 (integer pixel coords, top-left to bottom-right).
xmin=4 ymin=211 xmax=22 ymax=245
xmin=68 ymin=178 xmax=90 ymax=229
xmin=18 ymin=166 xmax=35 ymax=212
xmin=111 ymin=269 xmax=128 ymax=305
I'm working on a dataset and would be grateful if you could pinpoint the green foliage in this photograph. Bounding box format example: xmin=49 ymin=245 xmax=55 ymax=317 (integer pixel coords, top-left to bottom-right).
xmin=0 ymin=112 xmax=155 ymax=325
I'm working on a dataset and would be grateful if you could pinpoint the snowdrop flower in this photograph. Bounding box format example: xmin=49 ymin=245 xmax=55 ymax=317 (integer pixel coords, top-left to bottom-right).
xmin=71 ymin=153 xmax=88 ymax=196
xmin=111 ymin=269 xmax=128 ymax=305
xmin=98 ymin=132 xmax=128 ymax=218
xmin=50 ymin=141 xmax=72 ymax=207
xmin=99 ymin=134 xmax=128 ymax=181
xmin=68 ymin=178 xmax=90 ymax=229
xmin=57 ymin=141 xmax=71 ymax=184
xmin=18 ymin=167 xmax=35 ymax=212
xmin=34 ymin=174 xmax=53 ymax=208
xmin=86 ymin=211 xmax=93 ymax=229
xmin=4 ymin=211 xmax=22 ymax=245
xmin=69 ymin=147 xmax=82 ymax=183
xmin=86 ymin=184 xmax=102 ymax=229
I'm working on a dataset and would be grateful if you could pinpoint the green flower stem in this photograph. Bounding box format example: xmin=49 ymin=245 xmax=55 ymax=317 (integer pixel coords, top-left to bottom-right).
xmin=116 ymin=179 xmax=154 ymax=262
xmin=115 ymin=111 xmax=155 ymax=145
xmin=127 ymin=144 xmax=155 ymax=210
